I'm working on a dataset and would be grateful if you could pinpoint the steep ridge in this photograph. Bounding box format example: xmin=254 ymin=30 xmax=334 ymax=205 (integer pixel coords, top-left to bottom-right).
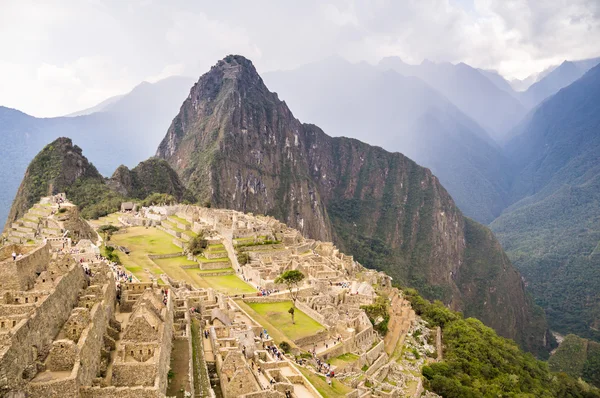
xmin=262 ymin=57 xmax=512 ymax=224
xmin=157 ymin=55 xmax=551 ymax=355
xmin=492 ymin=63 xmax=600 ymax=341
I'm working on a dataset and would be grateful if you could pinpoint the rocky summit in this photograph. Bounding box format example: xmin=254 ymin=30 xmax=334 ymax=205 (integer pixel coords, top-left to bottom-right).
xmin=157 ymin=55 xmax=551 ymax=355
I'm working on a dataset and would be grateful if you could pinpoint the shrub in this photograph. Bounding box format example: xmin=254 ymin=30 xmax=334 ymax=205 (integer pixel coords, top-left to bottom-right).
xmin=188 ymin=234 xmax=208 ymax=256
xmin=279 ymin=341 xmax=291 ymax=353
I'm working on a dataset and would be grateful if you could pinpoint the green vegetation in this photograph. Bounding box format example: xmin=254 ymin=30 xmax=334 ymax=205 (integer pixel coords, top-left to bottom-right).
xmin=361 ymin=295 xmax=390 ymax=335
xmin=195 ymin=275 xmax=255 ymax=294
xmin=244 ymin=300 xmax=324 ymax=341
xmin=102 ymin=245 xmax=121 ymax=264
xmin=549 ymin=335 xmax=600 ymax=388
xmin=298 ymin=367 xmax=353 ymax=398
xmin=274 ymin=270 xmax=305 ymax=307
xmin=402 ymin=289 xmax=600 ymax=397
xmin=188 ymin=233 xmax=208 ymax=256
xmin=109 ymin=226 xmax=181 ymax=281
xmin=237 ymin=252 xmax=250 ymax=265
xmin=279 ymin=341 xmax=291 ymax=353
xmin=330 ymin=353 xmax=359 ymax=368
xmin=98 ymin=224 xmax=120 ymax=241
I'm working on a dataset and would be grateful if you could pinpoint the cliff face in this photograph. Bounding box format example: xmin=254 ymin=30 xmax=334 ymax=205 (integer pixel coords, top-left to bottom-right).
xmin=5 ymin=137 xmax=104 ymax=228
xmin=157 ymin=55 xmax=551 ymax=355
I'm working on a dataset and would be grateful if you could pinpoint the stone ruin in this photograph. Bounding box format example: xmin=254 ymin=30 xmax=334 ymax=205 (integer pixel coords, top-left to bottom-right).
xmin=1 ymin=196 xmax=431 ymax=398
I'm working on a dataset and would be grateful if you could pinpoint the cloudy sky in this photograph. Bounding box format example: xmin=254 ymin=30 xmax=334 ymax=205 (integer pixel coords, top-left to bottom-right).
xmin=1 ymin=0 xmax=599 ymax=117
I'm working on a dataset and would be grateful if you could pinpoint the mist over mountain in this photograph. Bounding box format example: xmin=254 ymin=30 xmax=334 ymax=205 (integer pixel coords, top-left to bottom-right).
xmin=262 ymin=57 xmax=512 ymax=223
xmin=0 ymin=76 xmax=193 ymax=226
xmin=378 ymin=57 xmax=526 ymax=142
xmin=492 ymin=63 xmax=600 ymax=340
xmin=519 ymin=57 xmax=600 ymax=109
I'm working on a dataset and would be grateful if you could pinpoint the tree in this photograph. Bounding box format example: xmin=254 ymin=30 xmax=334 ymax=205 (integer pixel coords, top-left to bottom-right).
xmin=188 ymin=232 xmax=208 ymax=256
xmin=98 ymin=224 xmax=120 ymax=242
xmin=288 ymin=307 xmax=296 ymax=324
xmin=275 ymin=270 xmax=305 ymax=309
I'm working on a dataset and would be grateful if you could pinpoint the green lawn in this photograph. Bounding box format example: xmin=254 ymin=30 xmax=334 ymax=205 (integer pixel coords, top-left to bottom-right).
xmin=108 ymin=226 xmax=182 ymax=281
xmin=196 ymin=274 xmax=256 ymax=294
xmin=298 ymin=367 xmax=353 ymax=398
xmin=244 ymin=301 xmax=325 ymax=342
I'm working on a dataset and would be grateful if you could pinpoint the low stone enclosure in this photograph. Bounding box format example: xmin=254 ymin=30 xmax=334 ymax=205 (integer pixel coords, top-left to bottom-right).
xmin=1 ymin=196 xmax=434 ymax=398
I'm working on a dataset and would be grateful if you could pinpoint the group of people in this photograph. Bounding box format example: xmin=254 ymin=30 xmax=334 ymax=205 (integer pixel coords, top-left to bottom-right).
xmin=256 ymin=287 xmax=279 ymax=297
xmin=160 ymin=288 xmax=169 ymax=305
xmin=266 ymin=344 xmax=284 ymax=361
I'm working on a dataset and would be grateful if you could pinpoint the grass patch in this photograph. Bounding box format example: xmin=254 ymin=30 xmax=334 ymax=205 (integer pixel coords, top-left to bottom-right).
xmin=298 ymin=367 xmax=353 ymax=398
xmin=170 ymin=215 xmax=191 ymax=226
xmin=108 ymin=226 xmax=181 ymax=281
xmin=195 ymin=274 xmax=256 ymax=294
xmin=244 ymin=301 xmax=325 ymax=342
xmin=330 ymin=353 xmax=359 ymax=368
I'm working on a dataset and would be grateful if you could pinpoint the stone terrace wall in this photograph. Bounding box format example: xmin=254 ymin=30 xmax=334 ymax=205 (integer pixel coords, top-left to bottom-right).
xmin=0 ymin=261 xmax=85 ymax=394
xmin=80 ymin=386 xmax=163 ymax=398
xmin=77 ymin=277 xmax=116 ymax=386
xmin=0 ymin=244 xmax=50 ymax=291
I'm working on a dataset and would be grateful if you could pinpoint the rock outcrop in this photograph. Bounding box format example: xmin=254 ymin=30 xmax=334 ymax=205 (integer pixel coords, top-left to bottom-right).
xmin=108 ymin=157 xmax=194 ymax=202
xmin=157 ymin=55 xmax=552 ymax=355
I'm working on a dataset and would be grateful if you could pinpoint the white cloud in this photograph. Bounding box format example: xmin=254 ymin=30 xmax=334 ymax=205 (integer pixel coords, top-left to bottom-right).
xmin=0 ymin=0 xmax=598 ymax=116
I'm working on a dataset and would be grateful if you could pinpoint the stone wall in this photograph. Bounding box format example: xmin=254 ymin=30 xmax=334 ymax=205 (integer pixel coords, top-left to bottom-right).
xmin=0 ymin=261 xmax=85 ymax=394
xmin=0 ymin=244 xmax=50 ymax=291
xmin=199 ymin=260 xmax=230 ymax=270
xmin=295 ymin=301 xmax=328 ymax=327
xmin=76 ymin=279 xmax=116 ymax=386
xmin=80 ymin=386 xmax=163 ymax=398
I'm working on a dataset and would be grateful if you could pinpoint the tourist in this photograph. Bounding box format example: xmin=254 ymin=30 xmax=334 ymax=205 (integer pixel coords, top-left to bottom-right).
xmin=12 ymin=252 xmax=16 ymax=261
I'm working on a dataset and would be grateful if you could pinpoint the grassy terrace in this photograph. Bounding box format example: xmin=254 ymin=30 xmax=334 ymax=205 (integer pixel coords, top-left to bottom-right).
xmin=330 ymin=353 xmax=359 ymax=368
xmin=89 ymin=212 xmax=122 ymax=228
xmin=109 ymin=226 xmax=181 ymax=281
xmin=152 ymin=256 xmax=198 ymax=268
xmin=169 ymin=215 xmax=191 ymax=226
xmin=236 ymin=300 xmax=325 ymax=342
xmin=298 ymin=367 xmax=353 ymax=398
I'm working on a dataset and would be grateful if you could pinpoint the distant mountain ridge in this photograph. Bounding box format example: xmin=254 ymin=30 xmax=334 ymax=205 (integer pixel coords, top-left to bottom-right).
xmin=518 ymin=57 xmax=600 ymax=109
xmin=491 ymin=63 xmax=600 ymax=341
xmin=378 ymin=57 xmax=527 ymax=142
